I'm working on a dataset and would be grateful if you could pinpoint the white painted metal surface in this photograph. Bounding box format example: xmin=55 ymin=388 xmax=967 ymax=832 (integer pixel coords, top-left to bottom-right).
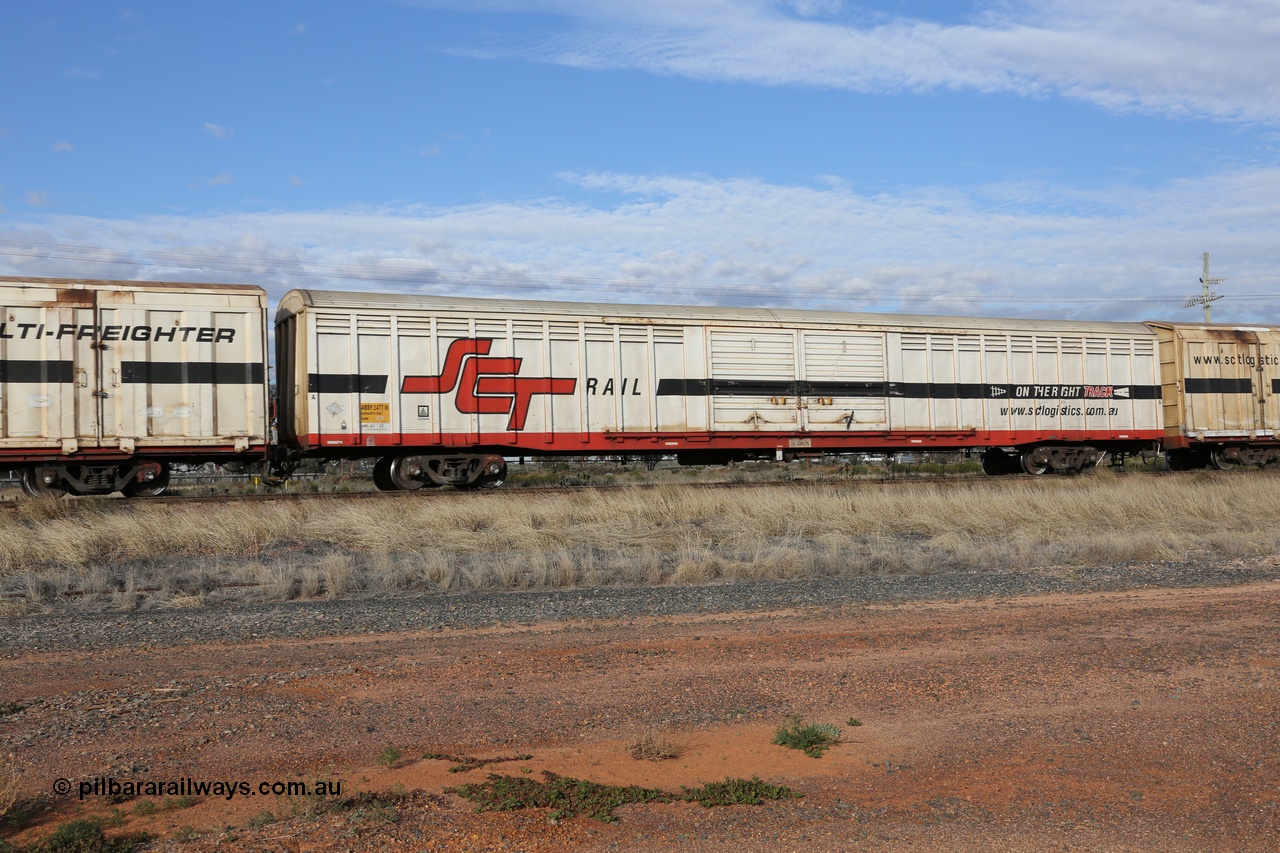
xmin=277 ymin=289 xmax=1163 ymax=448
xmin=0 ymin=277 xmax=269 ymax=456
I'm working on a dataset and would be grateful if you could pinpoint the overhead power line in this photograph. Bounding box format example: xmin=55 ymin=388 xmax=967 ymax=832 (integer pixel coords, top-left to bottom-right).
xmin=0 ymin=239 xmax=1274 ymax=309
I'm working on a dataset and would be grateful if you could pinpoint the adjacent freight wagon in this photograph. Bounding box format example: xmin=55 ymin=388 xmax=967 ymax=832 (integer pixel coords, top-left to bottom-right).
xmin=275 ymin=290 xmax=1165 ymax=485
xmin=1150 ymin=322 xmax=1280 ymax=470
xmin=0 ymin=276 xmax=269 ymax=496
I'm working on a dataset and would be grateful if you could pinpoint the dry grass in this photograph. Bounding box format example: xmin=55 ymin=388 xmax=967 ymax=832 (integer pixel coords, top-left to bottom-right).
xmin=628 ymin=733 xmax=683 ymax=762
xmin=0 ymin=751 xmax=17 ymax=821
xmin=2 ymin=470 xmax=1279 ymax=610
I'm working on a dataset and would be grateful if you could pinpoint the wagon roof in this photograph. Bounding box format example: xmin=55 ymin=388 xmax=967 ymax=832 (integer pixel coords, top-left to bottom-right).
xmin=278 ymin=288 xmax=1158 ymax=336
xmin=0 ymin=275 xmax=266 ymax=296
xmin=1144 ymin=320 xmax=1280 ymax=333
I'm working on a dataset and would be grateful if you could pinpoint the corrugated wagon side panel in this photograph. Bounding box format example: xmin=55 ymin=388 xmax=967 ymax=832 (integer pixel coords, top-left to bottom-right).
xmin=0 ymin=284 xmax=79 ymax=449
xmin=0 ymin=279 xmax=269 ymax=459
xmin=99 ymin=289 xmax=268 ymax=448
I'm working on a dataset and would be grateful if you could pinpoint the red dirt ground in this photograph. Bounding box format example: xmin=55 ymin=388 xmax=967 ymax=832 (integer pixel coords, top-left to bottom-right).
xmin=3 ymin=576 xmax=1279 ymax=851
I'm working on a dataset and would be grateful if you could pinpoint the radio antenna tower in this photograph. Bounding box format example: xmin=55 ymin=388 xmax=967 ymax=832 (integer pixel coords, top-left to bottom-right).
xmin=1184 ymin=252 xmax=1224 ymax=322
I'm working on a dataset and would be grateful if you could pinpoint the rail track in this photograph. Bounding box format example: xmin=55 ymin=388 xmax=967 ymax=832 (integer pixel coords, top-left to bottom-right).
xmin=0 ymin=472 xmax=991 ymax=508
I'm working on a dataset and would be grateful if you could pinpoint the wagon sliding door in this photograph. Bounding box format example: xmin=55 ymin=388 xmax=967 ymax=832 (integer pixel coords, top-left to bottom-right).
xmin=800 ymin=331 xmax=887 ymax=431
xmin=706 ymin=328 xmax=798 ymax=430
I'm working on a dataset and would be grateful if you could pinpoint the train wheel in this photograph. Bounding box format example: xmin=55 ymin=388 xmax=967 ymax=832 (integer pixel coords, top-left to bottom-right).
xmin=1020 ymin=448 xmax=1050 ymax=476
xmin=122 ymin=462 xmax=170 ymax=498
xmin=1208 ymin=448 xmax=1235 ymax=471
xmin=477 ymin=458 xmax=507 ymax=488
xmin=388 ymin=456 xmax=425 ymax=491
xmin=372 ymin=457 xmax=398 ymax=491
xmin=20 ymin=468 xmax=67 ymax=498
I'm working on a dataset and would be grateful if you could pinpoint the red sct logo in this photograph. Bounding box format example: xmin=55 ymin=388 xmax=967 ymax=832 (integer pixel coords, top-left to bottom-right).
xmin=401 ymin=339 xmax=577 ymax=431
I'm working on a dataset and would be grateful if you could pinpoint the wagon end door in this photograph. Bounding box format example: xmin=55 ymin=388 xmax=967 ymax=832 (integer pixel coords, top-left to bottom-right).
xmin=1182 ymin=329 xmax=1262 ymax=437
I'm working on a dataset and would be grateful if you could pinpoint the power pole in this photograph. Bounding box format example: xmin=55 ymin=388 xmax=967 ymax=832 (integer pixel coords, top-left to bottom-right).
xmin=1183 ymin=252 xmax=1224 ymax=322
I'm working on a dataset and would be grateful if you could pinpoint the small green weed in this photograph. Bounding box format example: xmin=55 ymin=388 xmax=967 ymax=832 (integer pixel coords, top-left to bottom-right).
xmin=423 ymin=752 xmax=534 ymax=773
xmin=160 ymin=795 xmax=196 ymax=811
xmin=376 ymin=747 xmax=401 ymax=770
xmin=682 ymin=777 xmax=802 ymax=807
xmin=449 ymin=771 xmax=668 ymax=823
xmin=448 ymin=771 xmax=798 ymax=823
xmin=772 ymin=716 xmax=842 ymax=758
xmin=30 ymin=817 xmax=148 ymax=852
xmin=847 ymin=718 xmax=863 ymax=727
xmin=170 ymin=825 xmax=198 ymax=843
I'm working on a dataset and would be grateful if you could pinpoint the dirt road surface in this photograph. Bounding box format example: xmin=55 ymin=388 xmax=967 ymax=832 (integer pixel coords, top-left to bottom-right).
xmin=2 ymin=574 xmax=1279 ymax=851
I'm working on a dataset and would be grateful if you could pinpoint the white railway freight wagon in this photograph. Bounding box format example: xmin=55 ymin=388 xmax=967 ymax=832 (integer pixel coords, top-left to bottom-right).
xmin=1151 ymin=321 xmax=1280 ymax=469
xmin=275 ymin=290 xmax=1164 ymax=486
xmin=0 ymin=276 xmax=270 ymax=496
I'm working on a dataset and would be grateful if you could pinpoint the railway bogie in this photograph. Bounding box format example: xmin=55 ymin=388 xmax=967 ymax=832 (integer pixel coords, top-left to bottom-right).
xmin=369 ymin=453 xmax=507 ymax=490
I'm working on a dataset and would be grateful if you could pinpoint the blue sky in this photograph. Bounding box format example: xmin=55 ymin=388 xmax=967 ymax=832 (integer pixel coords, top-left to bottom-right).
xmin=2 ymin=0 xmax=1279 ymax=321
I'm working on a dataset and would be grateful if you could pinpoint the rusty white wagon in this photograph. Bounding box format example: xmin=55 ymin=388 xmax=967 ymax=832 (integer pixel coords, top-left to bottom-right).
xmin=0 ymin=276 xmax=268 ymax=496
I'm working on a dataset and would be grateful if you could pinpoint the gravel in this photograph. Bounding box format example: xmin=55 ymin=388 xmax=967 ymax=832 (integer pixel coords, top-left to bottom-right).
xmin=3 ymin=558 xmax=1277 ymax=654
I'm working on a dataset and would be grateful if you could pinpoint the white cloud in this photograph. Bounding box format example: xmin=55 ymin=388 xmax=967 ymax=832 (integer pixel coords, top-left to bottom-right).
xmin=203 ymin=123 xmax=234 ymax=139
xmin=52 ymin=142 xmax=74 ymax=153
xmin=23 ymin=190 xmax=53 ymax=208
xmin=288 ymin=175 xmax=307 ymax=187
xmin=3 ymin=166 xmax=1279 ymax=321
xmin=412 ymin=0 xmax=1280 ymax=122
xmin=207 ymin=172 xmax=233 ymax=186
xmin=63 ymin=68 xmax=101 ymax=79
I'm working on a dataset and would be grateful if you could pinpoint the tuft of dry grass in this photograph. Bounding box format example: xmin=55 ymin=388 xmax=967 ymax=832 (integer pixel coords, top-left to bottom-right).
xmin=0 ymin=750 xmax=18 ymax=821
xmin=2 ymin=472 xmax=1279 ymax=610
xmin=628 ymin=733 xmax=683 ymax=762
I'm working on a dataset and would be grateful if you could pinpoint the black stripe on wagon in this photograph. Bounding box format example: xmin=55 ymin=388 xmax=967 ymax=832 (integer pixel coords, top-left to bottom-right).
xmin=1274 ymin=379 xmax=1280 ymax=395
xmin=658 ymin=379 xmax=1163 ymax=400
xmin=307 ymin=373 xmax=389 ymax=394
xmin=1185 ymin=378 xmax=1253 ymax=394
xmin=657 ymin=379 xmax=890 ymax=398
xmin=0 ymin=359 xmax=74 ymax=383
xmin=122 ymin=362 xmax=265 ymax=385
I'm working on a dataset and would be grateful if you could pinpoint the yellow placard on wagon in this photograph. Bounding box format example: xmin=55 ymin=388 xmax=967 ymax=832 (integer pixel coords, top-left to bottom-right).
xmin=360 ymin=402 xmax=391 ymax=431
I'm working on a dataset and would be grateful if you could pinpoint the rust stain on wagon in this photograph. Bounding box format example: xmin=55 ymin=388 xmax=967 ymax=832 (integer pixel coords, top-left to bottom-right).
xmin=1197 ymin=327 xmax=1261 ymax=344
xmin=53 ymin=287 xmax=95 ymax=306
